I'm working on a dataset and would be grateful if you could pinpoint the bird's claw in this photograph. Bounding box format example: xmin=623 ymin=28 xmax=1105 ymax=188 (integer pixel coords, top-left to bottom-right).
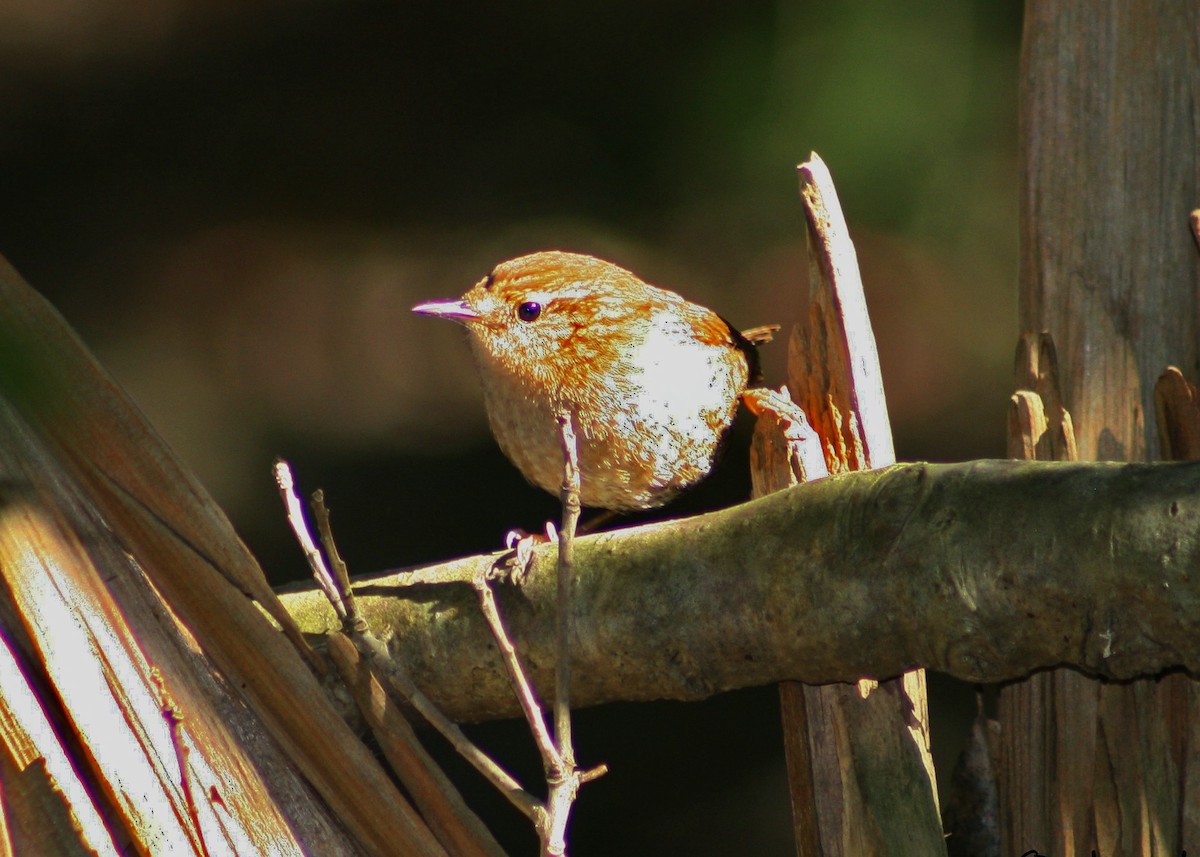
xmin=491 ymin=523 xmax=558 ymax=585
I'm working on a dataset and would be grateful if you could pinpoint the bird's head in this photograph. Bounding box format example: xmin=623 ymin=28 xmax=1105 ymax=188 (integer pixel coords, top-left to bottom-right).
xmin=413 ymin=251 xmax=658 ymax=386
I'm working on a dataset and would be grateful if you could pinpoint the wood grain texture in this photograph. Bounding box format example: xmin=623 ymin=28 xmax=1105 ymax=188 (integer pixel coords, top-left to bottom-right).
xmin=1020 ymin=0 xmax=1200 ymax=462
xmin=0 ymin=256 xmax=446 ymax=857
xmin=1006 ymin=1 xmax=1200 ymax=852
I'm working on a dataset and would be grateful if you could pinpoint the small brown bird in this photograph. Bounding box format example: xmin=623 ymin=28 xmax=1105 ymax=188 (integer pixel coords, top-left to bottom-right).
xmin=413 ymin=251 xmax=770 ymax=512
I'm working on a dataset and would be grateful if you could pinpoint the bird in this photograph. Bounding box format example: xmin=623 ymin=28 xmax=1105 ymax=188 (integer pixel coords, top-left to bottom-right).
xmin=413 ymin=251 xmax=773 ymax=512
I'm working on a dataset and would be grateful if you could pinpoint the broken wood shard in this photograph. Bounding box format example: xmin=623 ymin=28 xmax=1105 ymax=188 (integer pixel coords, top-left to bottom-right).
xmin=1155 ymin=367 xmax=1200 ymax=462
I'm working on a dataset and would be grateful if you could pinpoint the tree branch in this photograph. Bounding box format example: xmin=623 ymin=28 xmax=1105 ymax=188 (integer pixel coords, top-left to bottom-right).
xmin=280 ymin=459 xmax=1200 ymax=722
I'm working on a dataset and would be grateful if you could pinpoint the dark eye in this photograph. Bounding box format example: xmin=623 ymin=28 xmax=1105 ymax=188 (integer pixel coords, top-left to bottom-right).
xmin=517 ymin=301 xmax=542 ymax=322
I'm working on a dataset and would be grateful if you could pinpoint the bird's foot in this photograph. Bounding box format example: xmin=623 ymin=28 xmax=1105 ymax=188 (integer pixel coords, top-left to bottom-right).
xmin=490 ymin=523 xmax=558 ymax=585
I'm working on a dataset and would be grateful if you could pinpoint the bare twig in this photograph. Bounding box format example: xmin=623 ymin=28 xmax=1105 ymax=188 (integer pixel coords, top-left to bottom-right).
xmin=536 ymin=412 xmax=595 ymax=856
xmin=553 ymin=411 xmax=580 ymax=766
xmin=325 ymin=636 xmax=507 ymax=857
xmin=352 ymin=624 xmax=539 ymax=820
xmin=310 ymin=488 xmax=361 ymax=627
xmin=273 ymin=459 xmax=346 ymax=622
xmin=471 ymin=570 xmax=560 ymax=768
xmin=468 ymin=413 xmax=606 ymax=856
xmin=277 ymin=463 xmax=526 ymax=855
xmin=277 ymin=448 xmax=606 ymax=857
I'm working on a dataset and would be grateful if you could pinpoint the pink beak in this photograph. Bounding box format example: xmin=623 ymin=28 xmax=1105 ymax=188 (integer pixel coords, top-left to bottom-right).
xmin=412 ymin=299 xmax=480 ymax=323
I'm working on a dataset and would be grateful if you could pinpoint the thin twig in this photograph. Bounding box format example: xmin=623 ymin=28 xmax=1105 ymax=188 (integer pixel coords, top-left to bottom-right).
xmin=276 ymin=458 xmax=608 ymax=856
xmin=535 ymin=411 xmax=607 ymax=856
xmin=351 ymin=629 xmax=540 ymax=820
xmin=472 ymin=570 xmax=561 ymax=768
xmin=553 ymin=411 xmax=581 ymax=765
xmin=273 ymin=459 xmax=346 ymax=622
xmin=275 ymin=464 xmax=541 ymax=820
xmin=310 ymin=488 xmax=360 ymax=626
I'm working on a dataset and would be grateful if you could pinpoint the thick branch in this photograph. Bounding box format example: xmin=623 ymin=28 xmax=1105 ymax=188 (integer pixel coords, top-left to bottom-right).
xmin=281 ymin=459 xmax=1200 ymax=722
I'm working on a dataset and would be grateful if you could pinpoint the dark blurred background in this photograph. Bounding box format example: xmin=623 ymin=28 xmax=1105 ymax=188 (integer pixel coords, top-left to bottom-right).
xmin=0 ymin=1 xmax=1023 ymax=852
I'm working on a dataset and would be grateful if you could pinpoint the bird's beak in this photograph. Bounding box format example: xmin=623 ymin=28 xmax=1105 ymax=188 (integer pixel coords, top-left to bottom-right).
xmin=412 ymin=299 xmax=480 ymax=323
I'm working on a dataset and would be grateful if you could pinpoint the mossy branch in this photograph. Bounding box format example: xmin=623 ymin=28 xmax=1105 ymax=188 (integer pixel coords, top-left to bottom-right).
xmin=279 ymin=459 xmax=1200 ymax=722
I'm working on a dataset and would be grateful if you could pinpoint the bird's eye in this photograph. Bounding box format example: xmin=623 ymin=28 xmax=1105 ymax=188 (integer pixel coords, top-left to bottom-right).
xmin=517 ymin=301 xmax=542 ymax=322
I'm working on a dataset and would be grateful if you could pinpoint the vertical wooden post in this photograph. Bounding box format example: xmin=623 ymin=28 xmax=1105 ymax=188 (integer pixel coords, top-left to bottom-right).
xmin=1002 ymin=1 xmax=1200 ymax=852
xmin=753 ymin=155 xmax=945 ymax=857
xmin=1019 ymin=0 xmax=1200 ymax=457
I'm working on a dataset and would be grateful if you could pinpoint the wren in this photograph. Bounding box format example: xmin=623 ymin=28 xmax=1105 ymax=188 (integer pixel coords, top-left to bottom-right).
xmin=413 ymin=251 xmax=768 ymax=512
